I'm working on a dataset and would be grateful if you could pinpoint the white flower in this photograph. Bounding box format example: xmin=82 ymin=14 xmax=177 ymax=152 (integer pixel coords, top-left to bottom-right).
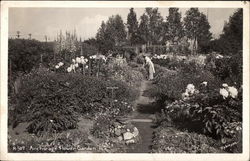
xmin=80 ymin=56 xmax=84 ymax=59
xmin=76 ymin=57 xmax=81 ymax=63
xmin=85 ymin=58 xmax=88 ymax=62
xmin=186 ymin=84 xmax=195 ymax=94
xmin=58 ymin=62 xmax=64 ymax=66
xmin=50 ymin=120 xmax=54 ymax=123
xmin=201 ymin=81 xmax=208 ymax=86
xmin=182 ymin=92 xmax=189 ymax=100
xmin=67 ymin=67 xmax=72 ymax=72
xmin=55 ymin=65 xmax=59 ymax=69
xmin=222 ymin=83 xmax=229 ymax=88
xmin=228 ymin=86 xmax=238 ymax=98
xmin=72 ymin=59 xmax=76 ymax=63
xmin=220 ymin=88 xmax=229 ymax=99
xmin=74 ymin=63 xmax=79 ymax=68
xmin=216 ymin=54 xmax=223 ymax=59
xmin=91 ymin=55 xmax=96 ymax=59
xmin=85 ymin=65 xmax=88 ymax=69
xmin=70 ymin=64 xmax=75 ymax=70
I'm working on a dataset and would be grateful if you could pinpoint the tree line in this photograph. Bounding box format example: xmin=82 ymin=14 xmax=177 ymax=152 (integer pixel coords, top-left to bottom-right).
xmin=8 ymin=8 xmax=242 ymax=77
xmin=95 ymin=7 xmax=242 ymax=55
xmin=95 ymin=8 xmax=212 ymax=54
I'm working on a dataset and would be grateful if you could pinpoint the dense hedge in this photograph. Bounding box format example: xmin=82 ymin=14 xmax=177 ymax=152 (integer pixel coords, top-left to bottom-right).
xmin=11 ymin=70 xmax=138 ymax=135
xmin=9 ymin=39 xmax=54 ymax=74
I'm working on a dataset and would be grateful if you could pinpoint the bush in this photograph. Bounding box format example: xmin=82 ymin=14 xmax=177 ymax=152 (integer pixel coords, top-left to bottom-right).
xmin=105 ymin=58 xmax=144 ymax=89
xmin=8 ymin=129 xmax=93 ymax=153
xmin=151 ymin=67 xmax=219 ymax=102
xmin=152 ymin=127 xmax=223 ymax=153
xmin=157 ymin=83 xmax=242 ymax=153
xmin=12 ymin=71 xmax=138 ymax=134
xmin=9 ymin=39 xmax=54 ymax=74
xmin=205 ymin=52 xmax=242 ymax=87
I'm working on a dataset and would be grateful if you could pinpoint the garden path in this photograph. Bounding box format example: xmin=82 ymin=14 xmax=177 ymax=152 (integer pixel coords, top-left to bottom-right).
xmin=127 ymin=80 xmax=159 ymax=153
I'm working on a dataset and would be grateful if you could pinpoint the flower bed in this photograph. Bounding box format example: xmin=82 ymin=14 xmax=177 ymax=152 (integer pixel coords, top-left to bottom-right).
xmin=152 ymin=127 xmax=223 ymax=153
xmin=151 ymin=52 xmax=242 ymax=153
xmin=154 ymin=82 xmax=242 ymax=153
xmin=10 ymin=70 xmax=138 ymax=135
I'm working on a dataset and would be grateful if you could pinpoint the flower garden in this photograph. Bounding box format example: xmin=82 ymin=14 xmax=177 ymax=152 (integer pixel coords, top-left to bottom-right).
xmin=150 ymin=51 xmax=242 ymax=153
xmin=8 ymin=45 xmax=145 ymax=152
xmin=7 ymin=8 xmax=243 ymax=154
xmin=8 ymin=38 xmax=243 ymax=153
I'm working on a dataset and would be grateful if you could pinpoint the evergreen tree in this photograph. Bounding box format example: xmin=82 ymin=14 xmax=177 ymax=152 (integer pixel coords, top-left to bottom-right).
xmin=138 ymin=13 xmax=150 ymax=45
xmin=145 ymin=8 xmax=164 ymax=45
xmin=96 ymin=15 xmax=126 ymax=54
xmin=218 ymin=8 xmax=243 ymax=54
xmin=165 ymin=8 xmax=184 ymax=45
xmin=184 ymin=8 xmax=212 ymax=54
xmin=127 ymin=8 xmax=139 ymax=45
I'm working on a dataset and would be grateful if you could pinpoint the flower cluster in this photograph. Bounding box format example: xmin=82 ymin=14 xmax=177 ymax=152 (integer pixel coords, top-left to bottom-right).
xmin=215 ymin=54 xmax=224 ymax=59
xmin=181 ymin=84 xmax=199 ymax=100
xmin=152 ymin=54 xmax=169 ymax=59
xmin=219 ymin=83 xmax=238 ymax=99
xmin=89 ymin=54 xmax=107 ymax=62
xmin=67 ymin=56 xmax=88 ymax=73
xmin=55 ymin=62 xmax=64 ymax=69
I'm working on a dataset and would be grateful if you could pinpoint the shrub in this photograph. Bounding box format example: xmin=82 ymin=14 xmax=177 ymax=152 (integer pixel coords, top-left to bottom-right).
xmin=205 ymin=51 xmax=242 ymax=87
xmin=151 ymin=67 xmax=219 ymax=102
xmin=158 ymin=83 xmax=242 ymax=153
xmin=8 ymin=129 xmax=93 ymax=153
xmin=105 ymin=58 xmax=144 ymax=89
xmin=152 ymin=127 xmax=223 ymax=153
xmin=12 ymin=71 xmax=138 ymax=134
xmin=9 ymin=39 xmax=54 ymax=74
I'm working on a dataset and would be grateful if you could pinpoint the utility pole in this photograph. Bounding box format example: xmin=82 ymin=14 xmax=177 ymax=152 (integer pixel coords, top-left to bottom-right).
xmin=28 ymin=33 xmax=32 ymax=40
xmin=44 ymin=35 xmax=48 ymax=42
xmin=16 ymin=31 xmax=20 ymax=39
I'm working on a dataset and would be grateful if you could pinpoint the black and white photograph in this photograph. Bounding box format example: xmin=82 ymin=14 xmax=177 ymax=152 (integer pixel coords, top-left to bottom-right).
xmin=0 ymin=1 xmax=249 ymax=161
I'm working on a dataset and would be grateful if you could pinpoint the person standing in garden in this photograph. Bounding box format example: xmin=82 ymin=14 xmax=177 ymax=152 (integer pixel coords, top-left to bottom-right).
xmin=143 ymin=55 xmax=155 ymax=80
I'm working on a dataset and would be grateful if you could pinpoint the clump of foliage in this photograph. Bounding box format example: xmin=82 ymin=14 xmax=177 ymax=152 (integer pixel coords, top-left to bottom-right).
xmin=152 ymin=127 xmax=223 ymax=153
xmin=151 ymin=65 xmax=219 ymax=102
xmin=209 ymin=9 xmax=242 ymax=55
xmin=8 ymin=39 xmax=54 ymax=74
xmin=205 ymin=51 xmax=242 ymax=87
xmin=8 ymin=130 xmax=94 ymax=153
xmin=157 ymin=83 xmax=242 ymax=153
xmin=12 ymin=70 xmax=138 ymax=135
xmin=105 ymin=57 xmax=144 ymax=89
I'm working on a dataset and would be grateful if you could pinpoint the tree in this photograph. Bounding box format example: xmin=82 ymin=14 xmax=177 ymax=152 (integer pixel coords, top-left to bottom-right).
xmin=183 ymin=8 xmax=212 ymax=54
xmin=217 ymin=9 xmax=243 ymax=54
xmin=96 ymin=15 xmax=126 ymax=54
xmin=145 ymin=8 xmax=164 ymax=45
xmin=96 ymin=21 xmax=107 ymax=53
xmin=197 ymin=13 xmax=212 ymax=53
xmin=165 ymin=8 xmax=184 ymax=44
xmin=127 ymin=8 xmax=139 ymax=45
xmin=137 ymin=13 xmax=149 ymax=45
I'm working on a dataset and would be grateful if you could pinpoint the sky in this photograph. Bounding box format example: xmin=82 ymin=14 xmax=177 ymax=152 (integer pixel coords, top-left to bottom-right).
xmin=9 ymin=8 xmax=238 ymax=41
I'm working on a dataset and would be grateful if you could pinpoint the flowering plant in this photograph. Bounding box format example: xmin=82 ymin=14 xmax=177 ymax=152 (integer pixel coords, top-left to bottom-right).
xmin=161 ymin=82 xmax=242 ymax=152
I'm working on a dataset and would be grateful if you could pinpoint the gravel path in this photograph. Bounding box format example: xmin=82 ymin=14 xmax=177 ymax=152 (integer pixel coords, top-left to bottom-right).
xmin=127 ymin=80 xmax=158 ymax=153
